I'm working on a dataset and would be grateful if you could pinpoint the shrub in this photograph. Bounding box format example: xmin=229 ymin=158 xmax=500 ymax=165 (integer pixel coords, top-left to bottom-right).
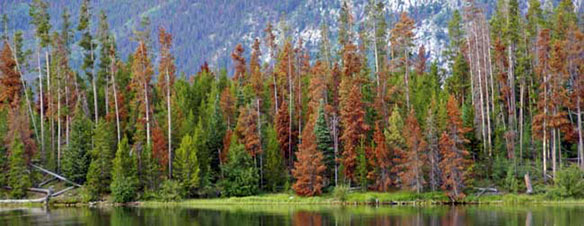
xmin=111 ymin=177 xmax=139 ymax=203
xmin=333 ymin=185 xmax=349 ymax=201
xmin=157 ymin=180 xmax=184 ymax=201
xmin=547 ymin=165 xmax=584 ymax=199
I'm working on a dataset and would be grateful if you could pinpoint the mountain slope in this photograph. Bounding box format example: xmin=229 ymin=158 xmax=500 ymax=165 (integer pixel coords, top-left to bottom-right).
xmin=1 ymin=0 xmax=581 ymax=75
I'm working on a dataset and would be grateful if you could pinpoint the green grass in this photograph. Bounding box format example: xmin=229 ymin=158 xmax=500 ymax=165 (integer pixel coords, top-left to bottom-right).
xmin=141 ymin=191 xmax=451 ymax=207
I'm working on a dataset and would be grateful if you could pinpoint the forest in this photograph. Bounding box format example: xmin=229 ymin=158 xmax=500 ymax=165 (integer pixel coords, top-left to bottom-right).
xmin=0 ymin=0 xmax=583 ymax=203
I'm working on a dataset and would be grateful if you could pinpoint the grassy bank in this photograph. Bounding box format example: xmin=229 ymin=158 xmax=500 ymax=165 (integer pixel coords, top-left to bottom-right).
xmin=4 ymin=190 xmax=584 ymax=207
xmin=139 ymin=192 xmax=584 ymax=207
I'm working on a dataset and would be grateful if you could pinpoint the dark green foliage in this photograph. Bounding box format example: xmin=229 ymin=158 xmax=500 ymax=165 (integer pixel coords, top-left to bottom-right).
xmin=314 ymin=101 xmax=334 ymax=179
xmin=8 ymin=138 xmax=31 ymax=198
xmin=62 ymin=110 xmax=92 ymax=184
xmin=28 ymin=0 xmax=52 ymax=47
xmin=264 ymin=125 xmax=285 ymax=192
xmin=111 ymin=137 xmax=139 ymax=203
xmin=219 ymin=135 xmax=259 ymax=197
xmin=356 ymin=141 xmax=368 ymax=191
xmin=85 ymin=121 xmax=115 ymax=200
xmin=0 ymin=110 xmax=7 ymax=187
xmin=140 ymin=145 xmax=160 ymax=191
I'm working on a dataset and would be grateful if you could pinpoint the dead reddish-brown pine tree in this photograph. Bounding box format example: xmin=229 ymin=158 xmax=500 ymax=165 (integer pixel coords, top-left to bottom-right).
xmin=368 ymin=122 xmax=392 ymax=192
xmin=340 ymin=83 xmax=369 ymax=183
xmin=292 ymin=116 xmax=326 ymax=196
xmin=439 ymin=95 xmax=472 ymax=201
xmin=399 ymin=109 xmax=427 ymax=193
xmin=231 ymin=43 xmax=246 ymax=83
xmin=0 ymin=41 xmax=23 ymax=109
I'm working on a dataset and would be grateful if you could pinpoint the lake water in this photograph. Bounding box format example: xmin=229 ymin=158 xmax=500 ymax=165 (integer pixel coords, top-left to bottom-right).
xmin=1 ymin=204 xmax=583 ymax=225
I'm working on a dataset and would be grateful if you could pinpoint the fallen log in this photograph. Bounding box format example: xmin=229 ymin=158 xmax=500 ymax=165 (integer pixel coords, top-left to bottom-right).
xmin=38 ymin=178 xmax=57 ymax=187
xmin=475 ymin=187 xmax=499 ymax=197
xmin=0 ymin=187 xmax=52 ymax=205
xmin=51 ymin=187 xmax=75 ymax=197
xmin=1 ymin=165 xmax=80 ymax=205
xmin=30 ymin=164 xmax=81 ymax=187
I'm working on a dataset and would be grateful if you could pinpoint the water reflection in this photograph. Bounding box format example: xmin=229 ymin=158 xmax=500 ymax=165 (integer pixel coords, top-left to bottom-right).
xmin=0 ymin=204 xmax=583 ymax=226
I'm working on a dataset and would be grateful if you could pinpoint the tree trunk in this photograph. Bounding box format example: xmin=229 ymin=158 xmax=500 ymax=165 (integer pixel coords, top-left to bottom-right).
xmin=331 ymin=114 xmax=339 ymax=186
xmin=577 ymin=96 xmax=584 ymax=169
xmin=288 ymin=51 xmax=293 ymax=170
xmin=404 ymin=48 xmax=410 ymax=110
xmin=38 ymin=48 xmax=45 ymax=160
xmin=145 ymin=82 xmax=151 ymax=147
xmin=111 ymin=56 xmax=121 ymax=145
xmin=166 ymin=68 xmax=172 ymax=178
xmin=91 ymin=43 xmax=98 ymax=125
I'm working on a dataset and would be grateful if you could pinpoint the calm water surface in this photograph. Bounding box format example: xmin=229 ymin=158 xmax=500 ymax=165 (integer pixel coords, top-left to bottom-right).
xmin=1 ymin=204 xmax=583 ymax=226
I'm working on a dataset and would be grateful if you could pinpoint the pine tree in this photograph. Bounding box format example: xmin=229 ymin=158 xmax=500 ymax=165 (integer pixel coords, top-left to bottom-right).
xmin=385 ymin=106 xmax=405 ymax=186
xmin=340 ymin=83 xmax=369 ymax=183
xmin=355 ymin=140 xmax=369 ymax=191
xmin=8 ymin=137 xmax=31 ymax=198
xmin=275 ymin=100 xmax=293 ymax=169
xmin=219 ymin=134 xmax=259 ymax=197
xmin=0 ymin=42 xmax=22 ymax=109
xmin=390 ymin=12 xmax=415 ymax=109
xmin=158 ymin=27 xmax=176 ymax=178
xmin=399 ymin=109 xmax=427 ymax=193
xmin=62 ymin=107 xmax=92 ymax=183
xmin=439 ymin=95 xmax=472 ymax=201
xmin=77 ymin=0 xmax=99 ymax=123
xmin=264 ymin=125 xmax=285 ymax=192
xmin=231 ymin=43 xmax=246 ymax=83
xmin=130 ymin=41 xmax=154 ymax=170
xmin=368 ymin=122 xmax=391 ymax=191
xmin=110 ymin=137 xmax=138 ymax=203
xmin=314 ymin=100 xmax=334 ymax=182
xmin=85 ymin=120 xmax=115 ymax=200
xmin=426 ymin=105 xmax=442 ymax=191
xmin=173 ymin=134 xmax=200 ymax=197
xmin=292 ymin=119 xmax=326 ymax=196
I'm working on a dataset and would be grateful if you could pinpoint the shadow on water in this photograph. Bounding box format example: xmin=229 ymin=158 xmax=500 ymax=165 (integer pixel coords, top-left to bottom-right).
xmin=1 ymin=204 xmax=584 ymax=226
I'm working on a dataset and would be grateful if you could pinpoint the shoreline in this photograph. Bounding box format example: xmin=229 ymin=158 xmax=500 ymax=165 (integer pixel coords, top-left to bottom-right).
xmin=3 ymin=192 xmax=584 ymax=208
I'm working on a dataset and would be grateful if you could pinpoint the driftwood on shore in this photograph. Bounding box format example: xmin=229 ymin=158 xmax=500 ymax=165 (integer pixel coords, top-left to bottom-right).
xmin=0 ymin=164 xmax=80 ymax=205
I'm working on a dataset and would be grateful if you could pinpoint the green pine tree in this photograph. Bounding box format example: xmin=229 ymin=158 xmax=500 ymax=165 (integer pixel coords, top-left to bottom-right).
xmin=85 ymin=120 xmax=115 ymax=200
xmin=8 ymin=138 xmax=31 ymax=198
xmin=264 ymin=125 xmax=285 ymax=192
xmin=314 ymin=100 xmax=334 ymax=181
xmin=110 ymin=137 xmax=139 ymax=203
xmin=219 ymin=134 xmax=259 ymax=197
xmin=62 ymin=109 xmax=92 ymax=183
xmin=356 ymin=139 xmax=368 ymax=191
xmin=173 ymin=134 xmax=200 ymax=197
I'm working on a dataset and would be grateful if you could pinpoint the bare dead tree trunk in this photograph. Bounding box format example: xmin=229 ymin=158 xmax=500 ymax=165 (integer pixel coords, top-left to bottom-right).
xmin=578 ymin=96 xmax=584 ymax=169
xmin=166 ymin=68 xmax=172 ymax=178
xmin=110 ymin=54 xmax=121 ymax=144
xmin=37 ymin=47 xmax=45 ymax=160
xmin=145 ymin=82 xmax=151 ymax=147
xmin=46 ymin=51 xmax=55 ymax=156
